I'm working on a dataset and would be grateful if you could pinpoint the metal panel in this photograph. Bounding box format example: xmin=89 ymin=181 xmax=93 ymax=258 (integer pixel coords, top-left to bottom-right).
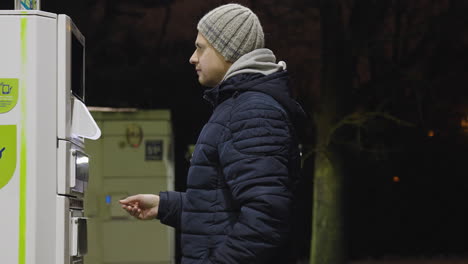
xmin=84 ymin=110 xmax=175 ymax=264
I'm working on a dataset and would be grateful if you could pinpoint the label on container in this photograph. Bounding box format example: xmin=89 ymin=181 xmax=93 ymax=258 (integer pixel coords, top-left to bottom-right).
xmin=0 ymin=125 xmax=17 ymax=190
xmin=19 ymin=0 xmax=38 ymax=10
xmin=0 ymin=79 xmax=19 ymax=114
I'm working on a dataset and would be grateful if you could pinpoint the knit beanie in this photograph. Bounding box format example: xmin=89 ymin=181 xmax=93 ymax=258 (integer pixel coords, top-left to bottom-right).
xmin=197 ymin=3 xmax=265 ymax=62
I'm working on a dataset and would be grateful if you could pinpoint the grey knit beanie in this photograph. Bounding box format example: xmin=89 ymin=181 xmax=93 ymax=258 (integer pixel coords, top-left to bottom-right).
xmin=197 ymin=3 xmax=265 ymax=62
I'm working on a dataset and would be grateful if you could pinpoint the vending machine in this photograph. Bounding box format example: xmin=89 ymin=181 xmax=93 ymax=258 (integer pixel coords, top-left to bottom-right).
xmin=0 ymin=5 xmax=101 ymax=264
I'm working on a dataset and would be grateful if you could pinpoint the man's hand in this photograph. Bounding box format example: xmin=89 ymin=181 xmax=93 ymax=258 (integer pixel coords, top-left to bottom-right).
xmin=119 ymin=194 xmax=160 ymax=220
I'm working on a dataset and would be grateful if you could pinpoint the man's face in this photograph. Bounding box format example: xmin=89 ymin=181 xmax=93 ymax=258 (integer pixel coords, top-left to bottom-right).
xmin=189 ymin=33 xmax=232 ymax=87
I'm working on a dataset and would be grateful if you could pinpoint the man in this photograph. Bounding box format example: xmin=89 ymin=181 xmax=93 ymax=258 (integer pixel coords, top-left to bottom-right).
xmin=120 ymin=3 xmax=304 ymax=263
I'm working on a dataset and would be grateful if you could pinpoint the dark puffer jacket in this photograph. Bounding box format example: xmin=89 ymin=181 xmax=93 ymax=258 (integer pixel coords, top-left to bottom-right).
xmin=158 ymin=70 xmax=304 ymax=264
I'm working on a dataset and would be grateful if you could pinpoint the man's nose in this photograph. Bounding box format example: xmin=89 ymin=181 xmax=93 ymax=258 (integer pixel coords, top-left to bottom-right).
xmin=189 ymin=51 xmax=197 ymax=64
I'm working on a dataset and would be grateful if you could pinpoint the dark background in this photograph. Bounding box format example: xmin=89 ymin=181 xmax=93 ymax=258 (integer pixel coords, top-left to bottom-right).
xmin=2 ymin=0 xmax=468 ymax=262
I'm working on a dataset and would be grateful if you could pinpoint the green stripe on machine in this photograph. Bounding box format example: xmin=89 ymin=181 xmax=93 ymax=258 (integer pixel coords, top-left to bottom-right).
xmin=19 ymin=17 xmax=27 ymax=264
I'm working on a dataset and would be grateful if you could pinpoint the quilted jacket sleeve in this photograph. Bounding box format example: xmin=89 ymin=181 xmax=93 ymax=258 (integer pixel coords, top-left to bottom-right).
xmin=209 ymin=94 xmax=294 ymax=263
xmin=157 ymin=191 xmax=185 ymax=229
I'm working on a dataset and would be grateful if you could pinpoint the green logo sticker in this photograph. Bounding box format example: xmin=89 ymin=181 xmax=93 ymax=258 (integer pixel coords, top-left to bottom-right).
xmin=0 ymin=125 xmax=17 ymax=189
xmin=0 ymin=79 xmax=19 ymax=114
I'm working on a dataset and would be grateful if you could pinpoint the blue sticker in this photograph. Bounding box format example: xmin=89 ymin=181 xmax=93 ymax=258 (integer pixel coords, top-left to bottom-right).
xmin=20 ymin=0 xmax=37 ymax=10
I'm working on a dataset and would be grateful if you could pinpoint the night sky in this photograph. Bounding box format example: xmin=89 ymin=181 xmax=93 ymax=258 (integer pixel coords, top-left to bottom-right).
xmin=2 ymin=0 xmax=468 ymax=262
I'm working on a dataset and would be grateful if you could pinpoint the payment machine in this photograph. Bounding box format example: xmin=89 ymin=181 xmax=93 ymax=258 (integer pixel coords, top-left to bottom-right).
xmin=0 ymin=2 xmax=101 ymax=263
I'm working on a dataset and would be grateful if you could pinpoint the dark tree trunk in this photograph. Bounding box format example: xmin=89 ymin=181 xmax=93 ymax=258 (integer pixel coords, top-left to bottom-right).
xmin=310 ymin=0 xmax=352 ymax=263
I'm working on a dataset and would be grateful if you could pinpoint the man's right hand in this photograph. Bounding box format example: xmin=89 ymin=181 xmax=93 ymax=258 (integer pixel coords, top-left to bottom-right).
xmin=119 ymin=194 xmax=160 ymax=220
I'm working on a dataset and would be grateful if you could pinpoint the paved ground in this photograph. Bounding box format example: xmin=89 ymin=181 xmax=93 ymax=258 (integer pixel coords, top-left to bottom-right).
xmin=350 ymin=259 xmax=468 ymax=264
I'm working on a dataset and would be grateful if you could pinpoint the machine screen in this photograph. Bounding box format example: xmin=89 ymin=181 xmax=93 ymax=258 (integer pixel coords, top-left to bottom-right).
xmin=71 ymin=33 xmax=85 ymax=102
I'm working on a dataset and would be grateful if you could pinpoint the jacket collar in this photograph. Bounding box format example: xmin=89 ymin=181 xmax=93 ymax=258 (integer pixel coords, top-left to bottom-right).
xmin=203 ymin=73 xmax=266 ymax=106
xmin=204 ymin=70 xmax=306 ymax=129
